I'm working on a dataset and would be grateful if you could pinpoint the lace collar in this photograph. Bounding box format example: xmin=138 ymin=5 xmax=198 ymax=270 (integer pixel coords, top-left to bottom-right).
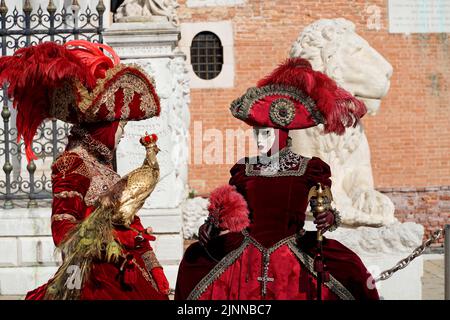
xmin=245 ymin=147 xmax=310 ymax=177
xmin=66 ymin=126 xmax=114 ymax=166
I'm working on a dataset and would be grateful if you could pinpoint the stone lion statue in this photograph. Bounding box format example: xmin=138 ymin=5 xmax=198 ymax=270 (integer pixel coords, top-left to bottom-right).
xmin=114 ymin=0 xmax=180 ymax=26
xmin=290 ymin=18 xmax=396 ymax=227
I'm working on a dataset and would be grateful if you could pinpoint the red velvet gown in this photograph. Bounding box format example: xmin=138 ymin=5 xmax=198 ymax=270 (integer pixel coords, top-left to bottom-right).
xmin=175 ymin=148 xmax=379 ymax=300
xmin=25 ymin=136 xmax=168 ymax=300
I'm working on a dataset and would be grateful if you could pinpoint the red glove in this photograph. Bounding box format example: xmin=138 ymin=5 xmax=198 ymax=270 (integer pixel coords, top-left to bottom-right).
xmin=151 ymin=267 xmax=170 ymax=295
xmin=313 ymin=210 xmax=335 ymax=233
xmin=114 ymin=226 xmax=156 ymax=250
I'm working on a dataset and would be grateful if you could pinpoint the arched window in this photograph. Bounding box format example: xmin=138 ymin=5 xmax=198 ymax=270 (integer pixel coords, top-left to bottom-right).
xmin=190 ymin=31 xmax=223 ymax=80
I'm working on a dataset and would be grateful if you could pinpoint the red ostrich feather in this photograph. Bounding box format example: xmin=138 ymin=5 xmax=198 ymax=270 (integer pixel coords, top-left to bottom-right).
xmin=257 ymin=57 xmax=367 ymax=135
xmin=208 ymin=185 xmax=250 ymax=232
xmin=0 ymin=40 xmax=119 ymax=162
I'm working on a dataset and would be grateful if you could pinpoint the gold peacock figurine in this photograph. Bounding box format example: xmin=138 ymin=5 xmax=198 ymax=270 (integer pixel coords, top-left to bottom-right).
xmin=100 ymin=132 xmax=161 ymax=227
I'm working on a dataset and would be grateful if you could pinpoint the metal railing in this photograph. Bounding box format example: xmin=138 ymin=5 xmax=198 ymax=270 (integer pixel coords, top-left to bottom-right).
xmin=0 ymin=0 xmax=105 ymax=209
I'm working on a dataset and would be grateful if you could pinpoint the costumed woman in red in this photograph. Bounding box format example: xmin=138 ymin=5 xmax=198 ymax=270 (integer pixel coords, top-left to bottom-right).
xmin=0 ymin=40 xmax=169 ymax=300
xmin=175 ymin=58 xmax=379 ymax=300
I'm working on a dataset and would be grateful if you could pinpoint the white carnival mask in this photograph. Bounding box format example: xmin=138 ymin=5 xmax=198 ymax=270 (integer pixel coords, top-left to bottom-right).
xmin=253 ymin=127 xmax=277 ymax=155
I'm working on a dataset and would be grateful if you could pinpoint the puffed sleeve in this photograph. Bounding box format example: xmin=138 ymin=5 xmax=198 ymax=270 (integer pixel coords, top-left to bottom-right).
xmin=50 ymin=153 xmax=91 ymax=247
xmin=305 ymin=156 xmax=332 ymax=190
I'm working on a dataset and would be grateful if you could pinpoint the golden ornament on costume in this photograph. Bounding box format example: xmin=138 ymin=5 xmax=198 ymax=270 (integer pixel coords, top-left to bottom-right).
xmin=308 ymin=183 xmax=333 ymax=240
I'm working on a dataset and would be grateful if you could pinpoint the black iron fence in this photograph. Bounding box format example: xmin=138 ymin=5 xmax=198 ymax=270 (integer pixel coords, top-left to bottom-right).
xmin=0 ymin=0 xmax=105 ymax=209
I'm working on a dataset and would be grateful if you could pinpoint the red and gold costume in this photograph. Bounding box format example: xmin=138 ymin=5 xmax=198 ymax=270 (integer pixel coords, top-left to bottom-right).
xmin=175 ymin=58 xmax=379 ymax=300
xmin=0 ymin=41 xmax=169 ymax=300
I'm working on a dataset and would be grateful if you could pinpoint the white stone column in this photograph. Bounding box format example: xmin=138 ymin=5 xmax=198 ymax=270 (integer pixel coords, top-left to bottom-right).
xmin=103 ymin=21 xmax=190 ymax=288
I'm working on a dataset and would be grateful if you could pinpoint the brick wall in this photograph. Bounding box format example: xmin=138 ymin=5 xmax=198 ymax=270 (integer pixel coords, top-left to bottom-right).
xmin=178 ymin=1 xmax=450 ymax=233
xmin=380 ymin=186 xmax=450 ymax=245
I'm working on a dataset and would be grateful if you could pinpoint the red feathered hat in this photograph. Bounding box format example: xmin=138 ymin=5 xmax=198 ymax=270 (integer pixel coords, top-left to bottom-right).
xmin=230 ymin=58 xmax=366 ymax=134
xmin=0 ymin=40 xmax=160 ymax=162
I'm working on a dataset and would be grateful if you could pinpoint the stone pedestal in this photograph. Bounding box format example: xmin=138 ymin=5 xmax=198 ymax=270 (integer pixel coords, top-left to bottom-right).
xmin=104 ymin=22 xmax=190 ymax=288
xmin=181 ymin=197 xmax=209 ymax=239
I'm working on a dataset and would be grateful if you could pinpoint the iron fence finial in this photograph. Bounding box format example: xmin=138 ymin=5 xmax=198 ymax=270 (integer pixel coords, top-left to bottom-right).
xmin=47 ymin=0 xmax=56 ymax=14
xmin=96 ymin=0 xmax=105 ymax=15
xmin=0 ymin=0 xmax=7 ymax=16
xmin=23 ymin=0 xmax=32 ymax=14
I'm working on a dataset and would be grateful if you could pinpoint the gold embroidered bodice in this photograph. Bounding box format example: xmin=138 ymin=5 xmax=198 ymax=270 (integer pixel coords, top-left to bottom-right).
xmin=54 ymin=146 xmax=121 ymax=207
